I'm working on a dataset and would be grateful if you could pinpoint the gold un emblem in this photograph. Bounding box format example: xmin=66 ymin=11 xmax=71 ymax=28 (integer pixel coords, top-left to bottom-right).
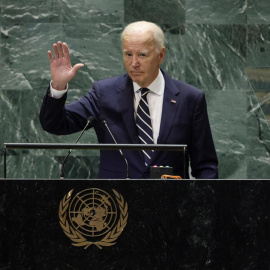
xmin=59 ymin=188 xmax=128 ymax=249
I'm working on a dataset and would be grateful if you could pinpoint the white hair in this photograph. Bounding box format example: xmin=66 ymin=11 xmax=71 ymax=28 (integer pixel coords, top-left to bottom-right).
xmin=121 ymin=21 xmax=165 ymax=52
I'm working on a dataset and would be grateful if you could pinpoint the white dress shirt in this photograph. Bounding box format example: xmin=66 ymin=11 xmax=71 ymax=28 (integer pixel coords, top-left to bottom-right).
xmin=50 ymin=81 xmax=68 ymax=98
xmin=50 ymin=69 xmax=165 ymax=143
xmin=133 ymin=69 xmax=165 ymax=143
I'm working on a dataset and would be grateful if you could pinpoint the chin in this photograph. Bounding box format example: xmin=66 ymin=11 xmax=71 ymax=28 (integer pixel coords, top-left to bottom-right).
xmin=135 ymin=80 xmax=144 ymax=85
xmin=131 ymin=78 xmax=142 ymax=85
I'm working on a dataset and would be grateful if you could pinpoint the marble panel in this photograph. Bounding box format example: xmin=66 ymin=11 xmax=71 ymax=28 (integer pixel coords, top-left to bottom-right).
xmin=0 ymin=5 xmax=2 ymax=51
xmin=1 ymin=0 xmax=124 ymax=25
xmin=184 ymin=24 xmax=249 ymax=91
xmin=0 ymin=59 xmax=32 ymax=91
xmin=247 ymin=25 xmax=270 ymax=67
xmin=61 ymin=0 xmax=124 ymax=24
xmin=186 ymin=0 xmax=247 ymax=24
xmin=205 ymin=90 xmax=247 ymax=179
xmin=124 ymin=0 xmax=185 ymax=24
xmin=247 ymin=90 xmax=270 ymax=179
xmin=248 ymin=0 xmax=270 ymax=24
xmin=246 ymin=67 xmax=270 ymax=127
xmin=4 ymin=155 xmax=100 ymax=179
xmin=1 ymin=0 xmax=62 ymax=4
xmin=0 ymin=23 xmax=64 ymax=91
xmin=1 ymin=2 xmax=63 ymax=25
xmin=161 ymin=25 xmax=186 ymax=82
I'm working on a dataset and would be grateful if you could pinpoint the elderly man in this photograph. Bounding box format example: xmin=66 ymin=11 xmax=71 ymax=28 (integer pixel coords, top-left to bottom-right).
xmin=40 ymin=21 xmax=218 ymax=179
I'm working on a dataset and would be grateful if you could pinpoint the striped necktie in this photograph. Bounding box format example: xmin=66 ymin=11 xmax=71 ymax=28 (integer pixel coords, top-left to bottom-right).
xmin=136 ymin=88 xmax=154 ymax=166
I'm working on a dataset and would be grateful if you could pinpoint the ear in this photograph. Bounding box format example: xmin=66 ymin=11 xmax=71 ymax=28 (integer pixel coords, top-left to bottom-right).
xmin=159 ymin=47 xmax=166 ymax=65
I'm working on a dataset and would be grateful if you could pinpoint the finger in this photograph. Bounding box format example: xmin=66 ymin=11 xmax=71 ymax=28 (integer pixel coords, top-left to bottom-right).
xmin=62 ymin=42 xmax=70 ymax=61
xmin=47 ymin=51 xmax=54 ymax=63
xmin=52 ymin=43 xmax=59 ymax=59
xmin=57 ymin=41 xmax=64 ymax=58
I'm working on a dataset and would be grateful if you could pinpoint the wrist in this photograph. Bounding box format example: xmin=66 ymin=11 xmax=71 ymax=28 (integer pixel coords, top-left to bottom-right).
xmin=51 ymin=81 xmax=67 ymax=91
xmin=50 ymin=80 xmax=68 ymax=99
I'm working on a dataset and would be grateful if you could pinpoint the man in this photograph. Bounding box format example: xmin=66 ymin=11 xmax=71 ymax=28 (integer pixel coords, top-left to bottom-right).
xmin=40 ymin=21 xmax=218 ymax=179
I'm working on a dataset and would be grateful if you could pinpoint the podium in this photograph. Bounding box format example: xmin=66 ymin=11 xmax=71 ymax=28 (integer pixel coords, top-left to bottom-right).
xmin=1 ymin=143 xmax=270 ymax=268
xmin=0 ymin=179 xmax=270 ymax=269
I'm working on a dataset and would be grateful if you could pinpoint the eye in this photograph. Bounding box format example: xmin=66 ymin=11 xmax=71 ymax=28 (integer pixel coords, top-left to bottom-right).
xmin=124 ymin=52 xmax=132 ymax=57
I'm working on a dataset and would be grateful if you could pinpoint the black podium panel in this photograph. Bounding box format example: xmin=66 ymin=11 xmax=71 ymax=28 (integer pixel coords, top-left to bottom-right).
xmin=0 ymin=179 xmax=270 ymax=269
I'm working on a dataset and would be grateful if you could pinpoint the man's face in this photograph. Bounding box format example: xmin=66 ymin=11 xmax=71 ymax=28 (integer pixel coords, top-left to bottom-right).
xmin=122 ymin=32 xmax=165 ymax=88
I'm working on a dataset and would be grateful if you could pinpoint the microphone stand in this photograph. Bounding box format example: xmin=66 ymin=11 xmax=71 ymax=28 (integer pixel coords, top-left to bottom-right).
xmin=100 ymin=116 xmax=130 ymax=179
xmin=60 ymin=116 xmax=94 ymax=179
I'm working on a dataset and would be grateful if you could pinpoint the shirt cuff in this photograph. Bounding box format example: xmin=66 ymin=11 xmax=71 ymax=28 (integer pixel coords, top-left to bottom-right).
xmin=49 ymin=80 xmax=68 ymax=99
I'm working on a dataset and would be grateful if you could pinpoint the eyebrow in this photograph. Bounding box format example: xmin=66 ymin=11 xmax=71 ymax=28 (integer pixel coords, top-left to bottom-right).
xmin=139 ymin=50 xmax=149 ymax=54
xmin=122 ymin=49 xmax=149 ymax=54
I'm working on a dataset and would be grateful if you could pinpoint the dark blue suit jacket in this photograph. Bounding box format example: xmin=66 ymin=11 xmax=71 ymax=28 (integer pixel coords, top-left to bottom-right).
xmin=40 ymin=70 xmax=218 ymax=179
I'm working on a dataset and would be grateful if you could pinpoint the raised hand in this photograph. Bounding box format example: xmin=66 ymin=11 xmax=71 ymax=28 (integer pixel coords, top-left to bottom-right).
xmin=48 ymin=41 xmax=84 ymax=90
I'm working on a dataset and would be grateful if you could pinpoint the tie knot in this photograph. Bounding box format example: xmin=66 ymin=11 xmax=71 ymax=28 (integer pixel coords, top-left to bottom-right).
xmin=140 ymin=88 xmax=149 ymax=97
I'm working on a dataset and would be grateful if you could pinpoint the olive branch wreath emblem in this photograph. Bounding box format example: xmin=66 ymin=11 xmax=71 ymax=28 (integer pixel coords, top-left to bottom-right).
xmin=58 ymin=189 xmax=128 ymax=249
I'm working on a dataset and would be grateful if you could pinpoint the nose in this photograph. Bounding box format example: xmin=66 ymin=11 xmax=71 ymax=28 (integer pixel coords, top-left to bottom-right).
xmin=131 ymin=55 xmax=139 ymax=67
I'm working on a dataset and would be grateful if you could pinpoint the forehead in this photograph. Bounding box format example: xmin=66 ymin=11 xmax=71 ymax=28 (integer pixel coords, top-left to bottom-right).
xmin=122 ymin=32 xmax=156 ymax=50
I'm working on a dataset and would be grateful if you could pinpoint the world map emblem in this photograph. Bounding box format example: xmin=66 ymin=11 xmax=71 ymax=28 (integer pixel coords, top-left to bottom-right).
xmin=59 ymin=188 xmax=128 ymax=249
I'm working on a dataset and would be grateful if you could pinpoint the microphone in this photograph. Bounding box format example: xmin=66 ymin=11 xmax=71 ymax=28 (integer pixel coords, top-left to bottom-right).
xmin=60 ymin=116 xmax=95 ymax=179
xmin=99 ymin=116 xmax=130 ymax=179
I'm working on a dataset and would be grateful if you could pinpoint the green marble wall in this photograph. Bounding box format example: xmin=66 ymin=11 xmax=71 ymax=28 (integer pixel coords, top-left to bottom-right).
xmin=1 ymin=0 xmax=270 ymax=179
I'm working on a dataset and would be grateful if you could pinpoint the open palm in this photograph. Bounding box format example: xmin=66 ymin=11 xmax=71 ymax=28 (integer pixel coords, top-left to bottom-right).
xmin=48 ymin=41 xmax=84 ymax=90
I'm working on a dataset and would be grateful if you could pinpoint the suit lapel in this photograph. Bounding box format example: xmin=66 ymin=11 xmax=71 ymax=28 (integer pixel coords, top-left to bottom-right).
xmin=157 ymin=86 xmax=181 ymax=144
xmin=150 ymin=72 xmax=181 ymax=164
xmin=117 ymin=75 xmax=140 ymax=144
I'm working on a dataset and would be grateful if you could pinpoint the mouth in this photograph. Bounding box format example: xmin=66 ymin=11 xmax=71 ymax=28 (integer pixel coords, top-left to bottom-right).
xmin=130 ymin=71 xmax=143 ymax=75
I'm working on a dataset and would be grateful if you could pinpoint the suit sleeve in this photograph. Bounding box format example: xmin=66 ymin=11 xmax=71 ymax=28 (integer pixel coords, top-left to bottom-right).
xmin=39 ymin=85 xmax=100 ymax=135
xmin=189 ymin=92 xmax=218 ymax=179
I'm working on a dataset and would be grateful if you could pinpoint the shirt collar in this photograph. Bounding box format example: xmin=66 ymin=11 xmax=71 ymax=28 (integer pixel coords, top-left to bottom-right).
xmin=133 ymin=69 xmax=164 ymax=96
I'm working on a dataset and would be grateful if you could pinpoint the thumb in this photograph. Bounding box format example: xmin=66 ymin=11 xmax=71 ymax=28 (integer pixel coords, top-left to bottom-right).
xmin=72 ymin=63 xmax=84 ymax=74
